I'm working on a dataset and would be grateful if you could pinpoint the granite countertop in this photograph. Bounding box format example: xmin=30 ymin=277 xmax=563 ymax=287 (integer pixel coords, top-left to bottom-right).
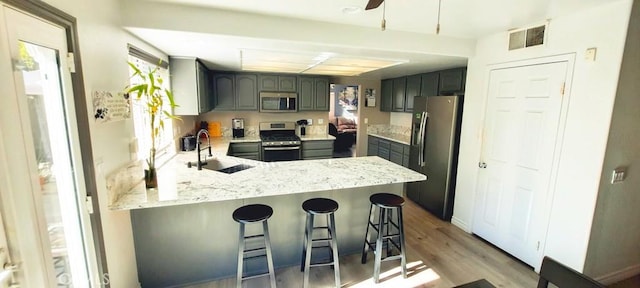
xmin=108 ymin=152 xmax=425 ymax=210
xmin=299 ymin=134 xmax=336 ymax=141
xmin=368 ymin=132 xmax=411 ymax=145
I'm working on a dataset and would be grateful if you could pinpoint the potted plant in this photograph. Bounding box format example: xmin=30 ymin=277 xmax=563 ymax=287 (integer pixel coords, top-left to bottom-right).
xmin=126 ymin=62 xmax=179 ymax=188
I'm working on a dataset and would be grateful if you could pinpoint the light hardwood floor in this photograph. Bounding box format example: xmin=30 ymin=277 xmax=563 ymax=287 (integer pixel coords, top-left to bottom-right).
xmin=184 ymin=198 xmax=636 ymax=288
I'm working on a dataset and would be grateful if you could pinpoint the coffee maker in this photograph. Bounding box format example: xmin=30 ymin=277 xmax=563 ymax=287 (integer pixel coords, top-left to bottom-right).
xmin=232 ymin=118 xmax=244 ymax=138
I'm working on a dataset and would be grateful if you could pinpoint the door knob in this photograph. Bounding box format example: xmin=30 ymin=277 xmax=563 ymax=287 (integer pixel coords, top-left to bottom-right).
xmin=478 ymin=162 xmax=487 ymax=168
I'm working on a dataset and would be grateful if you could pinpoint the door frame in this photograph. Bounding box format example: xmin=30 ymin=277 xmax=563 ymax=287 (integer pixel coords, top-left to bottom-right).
xmin=472 ymin=53 xmax=576 ymax=271
xmin=0 ymin=0 xmax=108 ymax=283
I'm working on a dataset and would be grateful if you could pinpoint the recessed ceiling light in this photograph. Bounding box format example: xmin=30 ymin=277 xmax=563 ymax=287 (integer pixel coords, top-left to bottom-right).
xmin=342 ymin=6 xmax=362 ymax=14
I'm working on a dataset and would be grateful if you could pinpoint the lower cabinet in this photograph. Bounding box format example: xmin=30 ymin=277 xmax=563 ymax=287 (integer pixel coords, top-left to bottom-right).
xmin=301 ymin=140 xmax=334 ymax=160
xmin=228 ymin=142 xmax=261 ymax=160
xmin=367 ymin=135 xmax=410 ymax=167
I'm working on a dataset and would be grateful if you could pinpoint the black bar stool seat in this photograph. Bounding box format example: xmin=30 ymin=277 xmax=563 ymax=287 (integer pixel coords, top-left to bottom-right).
xmin=361 ymin=193 xmax=407 ymax=283
xmin=233 ymin=204 xmax=273 ymax=223
xmin=301 ymin=198 xmax=340 ymax=288
xmin=233 ymin=204 xmax=276 ymax=288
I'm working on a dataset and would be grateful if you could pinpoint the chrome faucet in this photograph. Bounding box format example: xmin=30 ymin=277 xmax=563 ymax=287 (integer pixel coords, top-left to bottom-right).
xmin=195 ymin=128 xmax=212 ymax=170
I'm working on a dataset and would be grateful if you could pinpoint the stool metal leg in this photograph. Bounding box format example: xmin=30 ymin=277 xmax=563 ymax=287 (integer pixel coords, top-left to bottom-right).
xmin=329 ymin=213 xmax=340 ymax=288
xmin=386 ymin=208 xmax=393 ymax=257
xmin=236 ymin=223 xmax=245 ymax=288
xmin=361 ymin=203 xmax=374 ymax=264
xmin=303 ymin=214 xmax=315 ymax=288
xmin=398 ymin=207 xmax=407 ymax=279
xmin=263 ymin=221 xmax=277 ymax=288
xmin=301 ymin=213 xmax=312 ymax=272
xmin=373 ymin=207 xmax=386 ymax=283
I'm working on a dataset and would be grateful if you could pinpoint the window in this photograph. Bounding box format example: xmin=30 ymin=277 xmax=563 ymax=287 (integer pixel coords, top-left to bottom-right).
xmin=127 ymin=52 xmax=175 ymax=164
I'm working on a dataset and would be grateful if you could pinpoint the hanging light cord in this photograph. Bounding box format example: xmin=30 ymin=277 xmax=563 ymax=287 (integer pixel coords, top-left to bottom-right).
xmin=436 ymin=0 xmax=441 ymax=34
xmin=381 ymin=1 xmax=387 ymax=31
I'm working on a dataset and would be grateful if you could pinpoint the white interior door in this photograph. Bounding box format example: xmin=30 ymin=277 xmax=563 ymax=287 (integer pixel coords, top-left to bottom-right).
xmin=473 ymin=61 xmax=568 ymax=268
xmin=0 ymin=5 xmax=98 ymax=287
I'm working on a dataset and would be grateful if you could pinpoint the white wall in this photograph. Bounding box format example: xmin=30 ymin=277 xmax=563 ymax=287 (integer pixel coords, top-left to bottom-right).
xmin=40 ymin=0 xmax=168 ymax=286
xmin=453 ymin=0 xmax=633 ymax=272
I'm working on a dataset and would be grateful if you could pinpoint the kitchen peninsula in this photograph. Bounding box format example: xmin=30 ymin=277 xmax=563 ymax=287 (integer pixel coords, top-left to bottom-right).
xmin=107 ymin=138 xmax=425 ymax=287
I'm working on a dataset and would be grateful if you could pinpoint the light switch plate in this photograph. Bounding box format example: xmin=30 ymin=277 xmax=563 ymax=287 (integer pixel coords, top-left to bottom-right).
xmin=307 ymin=119 xmax=313 ymax=125
xmin=611 ymin=167 xmax=626 ymax=184
xmin=585 ymin=47 xmax=597 ymax=61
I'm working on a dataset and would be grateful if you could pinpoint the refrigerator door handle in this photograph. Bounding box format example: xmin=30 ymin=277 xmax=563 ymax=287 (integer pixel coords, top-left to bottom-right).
xmin=421 ymin=112 xmax=429 ymax=167
xmin=418 ymin=112 xmax=427 ymax=167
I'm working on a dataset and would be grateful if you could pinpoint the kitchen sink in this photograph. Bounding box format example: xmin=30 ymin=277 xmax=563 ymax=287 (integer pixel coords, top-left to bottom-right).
xmin=193 ymin=160 xmax=254 ymax=174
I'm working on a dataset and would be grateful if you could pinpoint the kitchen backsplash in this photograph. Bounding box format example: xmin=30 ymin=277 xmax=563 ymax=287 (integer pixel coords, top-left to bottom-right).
xmin=198 ymin=110 xmax=330 ymax=136
xmin=367 ymin=124 xmax=412 ymax=138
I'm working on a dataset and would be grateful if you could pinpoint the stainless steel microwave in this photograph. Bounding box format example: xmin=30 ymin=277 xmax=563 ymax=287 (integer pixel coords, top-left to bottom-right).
xmin=259 ymin=92 xmax=297 ymax=112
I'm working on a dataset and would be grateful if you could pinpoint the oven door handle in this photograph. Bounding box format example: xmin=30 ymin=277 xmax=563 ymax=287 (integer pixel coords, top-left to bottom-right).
xmin=263 ymin=146 xmax=301 ymax=151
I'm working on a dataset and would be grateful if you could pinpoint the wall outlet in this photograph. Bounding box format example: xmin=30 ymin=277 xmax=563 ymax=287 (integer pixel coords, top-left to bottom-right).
xmin=611 ymin=167 xmax=626 ymax=184
xmin=364 ymin=118 xmax=369 ymax=124
xmin=317 ymin=118 xmax=323 ymax=125
xmin=307 ymin=119 xmax=313 ymax=125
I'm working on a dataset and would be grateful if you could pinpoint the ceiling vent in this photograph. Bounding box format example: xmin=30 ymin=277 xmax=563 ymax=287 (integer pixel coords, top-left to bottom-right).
xmin=508 ymin=23 xmax=547 ymax=51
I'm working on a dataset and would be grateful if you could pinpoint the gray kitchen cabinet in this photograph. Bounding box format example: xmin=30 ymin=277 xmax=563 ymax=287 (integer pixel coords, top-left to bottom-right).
xmin=258 ymin=74 xmax=297 ymax=92
xmin=405 ymin=74 xmax=422 ymax=112
xmin=228 ymin=142 xmax=261 ymax=160
xmin=367 ymin=136 xmax=379 ymax=156
xmin=170 ymin=57 xmax=210 ymax=115
xmin=380 ymin=79 xmax=393 ymax=112
xmin=235 ymin=74 xmax=258 ymax=110
xmin=368 ymin=135 xmax=410 ymax=167
xmin=212 ymin=73 xmax=258 ymax=111
xmin=212 ymin=73 xmax=235 ymax=110
xmin=301 ymin=140 xmax=334 ymax=160
xmin=421 ymin=72 xmax=439 ymax=97
xmin=439 ymin=68 xmax=466 ymax=94
xmin=298 ymin=76 xmax=329 ymax=111
xmin=392 ymin=77 xmax=406 ymax=112
xmin=377 ymin=138 xmax=391 ymax=159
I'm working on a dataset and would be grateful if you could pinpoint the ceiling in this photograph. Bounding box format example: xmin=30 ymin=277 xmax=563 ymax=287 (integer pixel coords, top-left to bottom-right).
xmin=124 ymin=0 xmax=614 ymax=79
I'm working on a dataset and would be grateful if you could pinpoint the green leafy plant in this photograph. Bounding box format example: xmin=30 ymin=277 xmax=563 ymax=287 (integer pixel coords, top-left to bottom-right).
xmin=125 ymin=62 xmax=179 ymax=172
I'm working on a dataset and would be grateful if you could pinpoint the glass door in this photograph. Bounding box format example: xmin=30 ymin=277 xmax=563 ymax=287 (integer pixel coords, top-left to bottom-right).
xmin=0 ymin=5 xmax=98 ymax=287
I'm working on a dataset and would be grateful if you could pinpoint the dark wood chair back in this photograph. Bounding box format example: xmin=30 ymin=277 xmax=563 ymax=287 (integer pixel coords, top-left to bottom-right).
xmin=537 ymin=256 xmax=605 ymax=288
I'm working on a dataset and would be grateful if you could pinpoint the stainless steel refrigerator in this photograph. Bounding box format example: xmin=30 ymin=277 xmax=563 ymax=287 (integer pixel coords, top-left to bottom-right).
xmin=407 ymin=96 xmax=462 ymax=221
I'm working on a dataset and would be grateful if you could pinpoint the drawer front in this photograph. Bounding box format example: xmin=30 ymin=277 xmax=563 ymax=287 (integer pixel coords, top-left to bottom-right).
xmin=402 ymin=154 xmax=410 ymax=167
xmin=302 ymin=149 xmax=333 ymax=159
xmin=378 ymin=147 xmax=390 ymax=160
xmin=390 ymin=142 xmax=404 ymax=153
xmin=230 ymin=142 xmax=261 ymax=153
xmin=390 ymin=150 xmax=403 ymax=165
xmin=367 ymin=144 xmax=378 ymax=156
xmin=302 ymin=140 xmax=333 ymax=150
xmin=378 ymin=139 xmax=391 ymax=150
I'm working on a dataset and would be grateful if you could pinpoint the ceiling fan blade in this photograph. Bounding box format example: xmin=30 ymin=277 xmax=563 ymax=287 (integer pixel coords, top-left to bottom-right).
xmin=365 ymin=0 xmax=384 ymax=10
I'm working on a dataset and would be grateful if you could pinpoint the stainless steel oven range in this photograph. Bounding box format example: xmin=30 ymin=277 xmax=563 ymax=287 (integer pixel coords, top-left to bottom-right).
xmin=259 ymin=122 xmax=301 ymax=162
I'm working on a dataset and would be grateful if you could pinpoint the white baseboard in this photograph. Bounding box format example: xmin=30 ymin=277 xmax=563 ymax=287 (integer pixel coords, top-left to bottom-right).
xmin=451 ymin=216 xmax=472 ymax=233
xmin=595 ymin=264 xmax=640 ymax=285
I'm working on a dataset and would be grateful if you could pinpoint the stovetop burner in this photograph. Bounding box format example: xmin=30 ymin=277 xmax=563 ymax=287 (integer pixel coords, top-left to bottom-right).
xmin=259 ymin=122 xmax=301 ymax=147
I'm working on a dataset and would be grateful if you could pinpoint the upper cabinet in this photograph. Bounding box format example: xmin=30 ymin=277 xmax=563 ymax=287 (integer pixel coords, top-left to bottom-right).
xmin=212 ymin=72 xmax=258 ymax=111
xmin=380 ymin=67 xmax=466 ymax=113
xmin=258 ymin=74 xmax=297 ymax=92
xmin=380 ymin=79 xmax=393 ymax=112
xmin=420 ymin=72 xmax=439 ymax=97
xmin=170 ymin=57 xmax=210 ymax=115
xmin=392 ymin=77 xmax=406 ymax=112
xmin=298 ymin=76 xmax=329 ymax=111
xmin=438 ymin=68 xmax=466 ymax=94
xmin=405 ymin=74 xmax=422 ymax=112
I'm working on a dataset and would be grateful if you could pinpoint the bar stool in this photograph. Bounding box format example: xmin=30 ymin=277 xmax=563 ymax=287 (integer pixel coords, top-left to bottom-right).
xmin=233 ymin=204 xmax=277 ymax=288
xmin=300 ymin=198 xmax=340 ymax=288
xmin=360 ymin=193 xmax=407 ymax=283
